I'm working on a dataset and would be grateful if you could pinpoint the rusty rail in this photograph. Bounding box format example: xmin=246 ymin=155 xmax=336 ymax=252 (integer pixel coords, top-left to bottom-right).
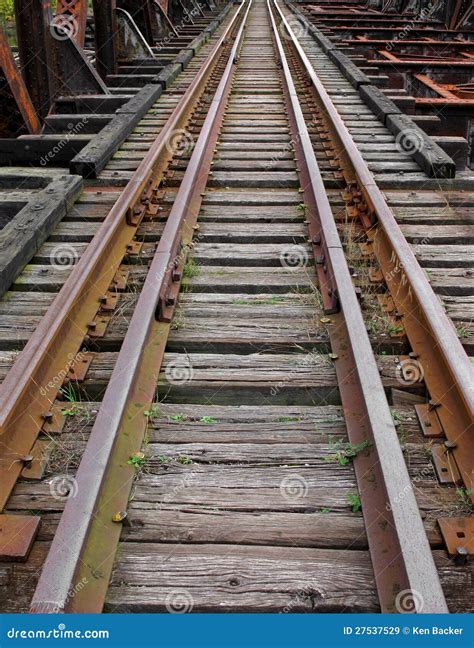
xmin=30 ymin=0 xmax=252 ymax=614
xmin=276 ymin=0 xmax=474 ymax=502
xmin=269 ymin=0 xmax=448 ymax=614
xmin=0 ymin=1 xmax=244 ymax=513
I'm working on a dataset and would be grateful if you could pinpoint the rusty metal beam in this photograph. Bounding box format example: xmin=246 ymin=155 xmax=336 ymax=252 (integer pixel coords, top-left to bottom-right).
xmin=0 ymin=0 xmax=240 ymax=529
xmin=448 ymin=0 xmax=464 ymax=30
xmin=278 ymin=1 xmax=474 ymax=501
xmin=47 ymin=26 xmax=109 ymax=97
xmin=117 ymin=0 xmax=157 ymax=44
xmin=92 ymin=0 xmax=118 ymax=79
xmin=55 ymin=0 xmax=89 ymax=48
xmin=153 ymin=0 xmax=179 ymax=39
xmin=0 ymin=25 xmax=41 ymax=136
xmin=29 ymin=1 xmax=251 ymax=614
xmin=455 ymin=3 xmax=474 ymax=30
xmin=272 ymin=0 xmax=448 ymax=615
xmin=14 ymin=0 xmax=53 ymax=119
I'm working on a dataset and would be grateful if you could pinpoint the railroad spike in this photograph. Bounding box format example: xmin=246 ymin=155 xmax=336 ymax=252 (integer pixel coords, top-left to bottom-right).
xmin=454 ymin=547 xmax=469 ymax=566
xmin=20 ymin=455 xmax=33 ymax=468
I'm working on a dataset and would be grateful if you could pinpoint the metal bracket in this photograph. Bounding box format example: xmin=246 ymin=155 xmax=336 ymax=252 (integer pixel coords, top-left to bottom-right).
xmin=111 ymin=268 xmax=130 ymax=291
xmin=431 ymin=443 xmax=462 ymax=485
xmin=65 ymin=351 xmax=94 ymax=382
xmin=87 ymin=316 xmax=111 ymax=339
xmin=126 ymin=240 xmax=144 ymax=257
xmin=369 ymin=268 xmax=384 ymax=283
xmin=0 ymin=514 xmax=41 ymax=561
xmin=55 ymin=0 xmax=89 ymax=48
xmin=157 ymin=240 xmax=184 ymax=322
xmin=126 ymin=204 xmax=147 ymax=226
xmin=21 ymin=439 xmax=51 ymax=481
xmin=48 ymin=27 xmax=110 ymax=97
xmin=99 ymin=291 xmax=119 ymax=312
xmin=116 ymin=8 xmax=156 ymax=61
xmin=438 ymin=517 xmax=473 ymax=563
xmin=41 ymin=405 xmax=67 ymax=436
xmin=415 ymin=403 xmax=445 ymax=438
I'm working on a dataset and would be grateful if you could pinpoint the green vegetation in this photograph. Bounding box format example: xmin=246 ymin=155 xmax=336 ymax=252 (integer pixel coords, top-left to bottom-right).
xmin=456 ymin=487 xmax=473 ymax=513
xmin=177 ymin=456 xmax=193 ymax=465
xmin=170 ymin=413 xmax=186 ymax=421
xmin=59 ymin=382 xmax=78 ymax=403
xmin=390 ymin=408 xmax=408 ymax=444
xmin=144 ymin=404 xmax=160 ymax=418
xmin=127 ymin=453 xmax=146 ymax=470
xmin=0 ymin=0 xmax=14 ymax=22
xmin=158 ymin=454 xmax=193 ymax=465
xmin=232 ymin=296 xmax=285 ymax=306
xmin=200 ymin=416 xmax=216 ymax=424
xmin=183 ymin=257 xmax=199 ymax=278
xmin=325 ymin=439 xmax=371 ymax=466
xmin=347 ymin=493 xmax=362 ymax=513
xmin=0 ymin=0 xmax=58 ymax=23
xmin=60 ymin=404 xmax=79 ymax=417
xmin=456 ymin=325 xmax=469 ymax=339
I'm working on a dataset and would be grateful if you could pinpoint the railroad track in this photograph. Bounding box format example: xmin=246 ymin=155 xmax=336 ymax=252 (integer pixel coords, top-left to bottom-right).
xmin=0 ymin=0 xmax=472 ymax=614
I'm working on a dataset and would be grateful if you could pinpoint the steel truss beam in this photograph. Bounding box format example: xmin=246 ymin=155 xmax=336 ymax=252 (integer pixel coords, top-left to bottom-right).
xmin=55 ymin=0 xmax=89 ymax=48
xmin=92 ymin=0 xmax=119 ymax=78
xmin=0 ymin=25 xmax=40 ymax=136
xmin=117 ymin=0 xmax=158 ymax=44
xmin=14 ymin=0 xmax=53 ymax=119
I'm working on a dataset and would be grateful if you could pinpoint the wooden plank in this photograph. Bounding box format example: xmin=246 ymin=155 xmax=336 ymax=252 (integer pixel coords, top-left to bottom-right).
xmin=106 ymin=543 xmax=379 ymax=612
xmin=0 ymin=174 xmax=83 ymax=298
xmin=105 ymin=545 xmax=472 ymax=612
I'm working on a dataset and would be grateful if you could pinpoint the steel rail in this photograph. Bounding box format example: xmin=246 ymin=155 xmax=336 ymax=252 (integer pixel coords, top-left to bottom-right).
xmin=277 ymin=0 xmax=474 ymax=501
xmin=269 ymin=0 xmax=448 ymax=613
xmin=30 ymin=0 xmax=252 ymax=614
xmin=0 ymin=1 xmax=245 ymax=512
